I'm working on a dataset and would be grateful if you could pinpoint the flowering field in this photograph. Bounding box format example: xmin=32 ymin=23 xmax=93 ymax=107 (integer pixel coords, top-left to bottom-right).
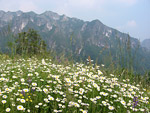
xmin=0 ymin=57 xmax=149 ymax=113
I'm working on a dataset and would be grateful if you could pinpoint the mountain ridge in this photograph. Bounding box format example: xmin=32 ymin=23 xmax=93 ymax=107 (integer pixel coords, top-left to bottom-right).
xmin=0 ymin=10 xmax=150 ymax=73
xmin=0 ymin=10 xmax=142 ymax=51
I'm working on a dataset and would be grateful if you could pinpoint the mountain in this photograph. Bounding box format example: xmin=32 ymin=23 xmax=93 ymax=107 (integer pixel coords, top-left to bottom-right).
xmin=142 ymin=39 xmax=150 ymax=50
xmin=0 ymin=10 xmax=150 ymax=73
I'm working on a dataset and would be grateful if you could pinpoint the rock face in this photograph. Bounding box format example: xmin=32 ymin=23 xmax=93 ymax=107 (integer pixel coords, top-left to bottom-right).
xmin=0 ymin=10 xmax=139 ymax=52
xmin=142 ymin=39 xmax=150 ymax=50
xmin=0 ymin=10 xmax=150 ymax=73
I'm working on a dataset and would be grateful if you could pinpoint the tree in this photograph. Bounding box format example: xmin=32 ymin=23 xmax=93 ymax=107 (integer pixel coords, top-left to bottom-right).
xmin=7 ymin=25 xmax=16 ymax=57
xmin=15 ymin=29 xmax=47 ymax=55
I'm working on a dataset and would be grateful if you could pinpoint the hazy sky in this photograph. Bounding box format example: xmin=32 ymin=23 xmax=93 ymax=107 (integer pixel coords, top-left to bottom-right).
xmin=0 ymin=0 xmax=149 ymax=41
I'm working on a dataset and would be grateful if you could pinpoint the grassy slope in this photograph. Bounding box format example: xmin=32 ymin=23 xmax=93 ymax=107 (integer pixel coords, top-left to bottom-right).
xmin=0 ymin=55 xmax=149 ymax=113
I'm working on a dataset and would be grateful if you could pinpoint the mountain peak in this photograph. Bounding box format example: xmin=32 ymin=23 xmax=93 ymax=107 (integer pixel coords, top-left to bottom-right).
xmin=16 ymin=10 xmax=23 ymax=16
xmin=41 ymin=11 xmax=60 ymax=20
xmin=91 ymin=19 xmax=103 ymax=25
xmin=42 ymin=11 xmax=59 ymax=16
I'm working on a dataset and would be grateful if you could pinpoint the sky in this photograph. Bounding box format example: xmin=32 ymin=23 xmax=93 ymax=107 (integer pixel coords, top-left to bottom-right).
xmin=0 ymin=0 xmax=149 ymax=41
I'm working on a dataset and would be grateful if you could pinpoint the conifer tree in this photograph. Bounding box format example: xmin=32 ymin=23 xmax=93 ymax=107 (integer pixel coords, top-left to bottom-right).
xmin=15 ymin=29 xmax=46 ymax=55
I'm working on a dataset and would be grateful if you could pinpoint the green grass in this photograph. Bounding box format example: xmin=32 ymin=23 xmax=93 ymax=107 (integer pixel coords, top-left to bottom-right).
xmin=0 ymin=55 xmax=149 ymax=113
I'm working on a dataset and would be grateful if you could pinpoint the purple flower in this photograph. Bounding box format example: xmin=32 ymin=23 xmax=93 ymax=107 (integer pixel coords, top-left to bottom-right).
xmin=31 ymin=88 xmax=35 ymax=93
xmin=21 ymin=91 xmax=25 ymax=96
xmin=133 ymin=96 xmax=138 ymax=108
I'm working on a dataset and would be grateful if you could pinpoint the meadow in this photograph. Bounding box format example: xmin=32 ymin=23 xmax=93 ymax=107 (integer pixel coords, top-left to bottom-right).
xmin=0 ymin=55 xmax=149 ymax=113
